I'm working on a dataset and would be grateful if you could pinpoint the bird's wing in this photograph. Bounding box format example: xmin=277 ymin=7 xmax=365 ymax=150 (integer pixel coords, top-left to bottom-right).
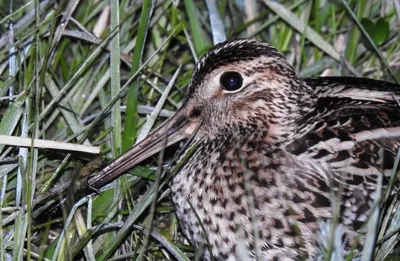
xmin=286 ymin=77 xmax=400 ymax=232
xmin=289 ymin=77 xmax=400 ymax=175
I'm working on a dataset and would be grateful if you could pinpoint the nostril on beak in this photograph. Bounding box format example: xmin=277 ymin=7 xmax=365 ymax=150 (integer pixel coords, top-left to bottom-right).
xmin=188 ymin=106 xmax=202 ymax=120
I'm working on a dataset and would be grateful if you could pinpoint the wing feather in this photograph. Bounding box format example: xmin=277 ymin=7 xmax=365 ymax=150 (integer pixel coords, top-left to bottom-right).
xmin=286 ymin=77 xmax=400 ymax=240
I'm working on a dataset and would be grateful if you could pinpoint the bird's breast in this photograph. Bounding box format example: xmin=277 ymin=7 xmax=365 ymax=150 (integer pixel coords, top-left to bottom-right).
xmin=170 ymin=137 xmax=331 ymax=260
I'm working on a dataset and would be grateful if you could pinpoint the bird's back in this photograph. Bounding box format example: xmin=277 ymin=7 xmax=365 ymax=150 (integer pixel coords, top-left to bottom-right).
xmin=286 ymin=76 xmax=400 ymax=255
xmin=290 ymin=77 xmax=400 ymax=182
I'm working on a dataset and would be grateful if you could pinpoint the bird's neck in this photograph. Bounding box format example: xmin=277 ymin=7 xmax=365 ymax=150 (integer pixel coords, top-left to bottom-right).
xmin=239 ymin=79 xmax=317 ymax=145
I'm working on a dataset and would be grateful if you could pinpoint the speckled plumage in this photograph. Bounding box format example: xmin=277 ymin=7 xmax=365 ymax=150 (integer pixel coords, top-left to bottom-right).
xmin=90 ymin=39 xmax=400 ymax=261
xmin=168 ymin=40 xmax=400 ymax=260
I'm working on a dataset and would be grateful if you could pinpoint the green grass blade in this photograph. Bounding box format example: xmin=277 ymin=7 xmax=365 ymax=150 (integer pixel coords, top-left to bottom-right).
xmin=340 ymin=0 xmax=400 ymax=83
xmin=183 ymin=0 xmax=210 ymax=55
xmin=122 ymin=0 xmax=155 ymax=152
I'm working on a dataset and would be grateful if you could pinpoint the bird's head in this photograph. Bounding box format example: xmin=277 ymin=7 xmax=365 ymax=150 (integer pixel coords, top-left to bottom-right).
xmin=182 ymin=39 xmax=315 ymax=141
xmin=91 ymin=39 xmax=316 ymax=187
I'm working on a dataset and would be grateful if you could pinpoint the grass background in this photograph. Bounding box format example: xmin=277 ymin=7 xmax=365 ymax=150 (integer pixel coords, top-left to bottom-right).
xmin=0 ymin=0 xmax=400 ymax=260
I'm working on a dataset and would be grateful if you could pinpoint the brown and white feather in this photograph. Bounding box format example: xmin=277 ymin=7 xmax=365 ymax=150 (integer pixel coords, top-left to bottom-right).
xmin=168 ymin=39 xmax=400 ymax=261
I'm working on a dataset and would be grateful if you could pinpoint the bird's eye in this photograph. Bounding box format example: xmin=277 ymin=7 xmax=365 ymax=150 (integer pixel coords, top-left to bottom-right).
xmin=220 ymin=71 xmax=243 ymax=92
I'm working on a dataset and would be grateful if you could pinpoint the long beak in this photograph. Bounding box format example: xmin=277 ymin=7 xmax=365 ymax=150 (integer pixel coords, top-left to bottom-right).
xmin=88 ymin=106 xmax=195 ymax=190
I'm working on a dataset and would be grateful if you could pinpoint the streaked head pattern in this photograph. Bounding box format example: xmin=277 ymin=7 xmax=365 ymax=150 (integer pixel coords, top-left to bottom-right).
xmin=183 ymin=39 xmax=316 ymax=144
xmin=90 ymin=39 xmax=400 ymax=261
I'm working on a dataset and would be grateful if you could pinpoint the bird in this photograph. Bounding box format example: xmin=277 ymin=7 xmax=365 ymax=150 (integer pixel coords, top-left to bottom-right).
xmin=88 ymin=39 xmax=400 ymax=260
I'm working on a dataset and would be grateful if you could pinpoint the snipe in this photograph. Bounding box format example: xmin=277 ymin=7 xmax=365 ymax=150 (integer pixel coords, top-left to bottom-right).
xmin=89 ymin=39 xmax=400 ymax=260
